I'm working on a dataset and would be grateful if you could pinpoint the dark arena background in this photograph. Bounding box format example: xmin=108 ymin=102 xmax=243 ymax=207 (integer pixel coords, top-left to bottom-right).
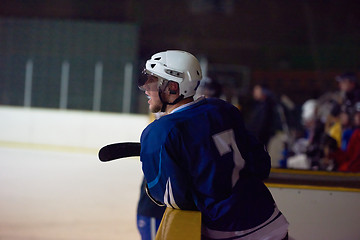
xmin=0 ymin=1 xmax=359 ymax=239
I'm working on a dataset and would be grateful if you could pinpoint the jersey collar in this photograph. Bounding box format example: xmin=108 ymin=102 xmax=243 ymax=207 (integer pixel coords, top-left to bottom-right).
xmin=170 ymin=96 xmax=205 ymax=114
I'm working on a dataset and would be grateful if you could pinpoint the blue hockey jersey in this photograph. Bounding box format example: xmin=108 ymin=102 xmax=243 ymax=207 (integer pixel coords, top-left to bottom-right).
xmin=140 ymin=98 xmax=288 ymax=239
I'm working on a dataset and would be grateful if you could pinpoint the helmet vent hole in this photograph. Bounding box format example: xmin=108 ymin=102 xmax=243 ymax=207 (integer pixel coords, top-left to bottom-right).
xmin=154 ymin=57 xmax=161 ymax=60
xmin=151 ymin=64 xmax=156 ymax=68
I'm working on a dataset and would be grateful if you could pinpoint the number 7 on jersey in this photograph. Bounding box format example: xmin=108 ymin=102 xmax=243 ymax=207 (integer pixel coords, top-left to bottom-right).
xmin=212 ymin=129 xmax=245 ymax=187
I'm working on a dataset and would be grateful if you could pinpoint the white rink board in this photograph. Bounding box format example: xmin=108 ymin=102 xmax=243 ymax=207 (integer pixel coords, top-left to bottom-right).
xmin=269 ymin=187 xmax=360 ymax=240
xmin=0 ymin=106 xmax=149 ymax=149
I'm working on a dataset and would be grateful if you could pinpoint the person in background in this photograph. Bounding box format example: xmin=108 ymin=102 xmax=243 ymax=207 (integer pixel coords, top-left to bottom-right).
xmin=340 ymin=106 xmax=353 ymax=151
xmin=336 ymin=72 xmax=360 ymax=109
xmin=195 ymin=76 xmax=223 ymax=99
xmin=325 ymin=103 xmax=342 ymax=148
xmin=137 ymin=177 xmax=166 ymax=240
xmin=286 ymin=99 xmax=325 ymax=170
xmin=315 ymin=102 xmax=360 ymax=172
xmin=246 ymin=84 xmax=276 ymax=147
xmin=336 ymin=102 xmax=360 ymax=172
xmin=318 ymin=73 xmax=360 ymax=172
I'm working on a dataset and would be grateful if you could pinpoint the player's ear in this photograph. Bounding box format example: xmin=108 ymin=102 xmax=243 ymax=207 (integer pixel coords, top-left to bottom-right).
xmin=168 ymin=81 xmax=179 ymax=95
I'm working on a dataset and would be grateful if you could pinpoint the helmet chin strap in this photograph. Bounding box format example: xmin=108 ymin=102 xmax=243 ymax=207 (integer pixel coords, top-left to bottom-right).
xmin=157 ymin=80 xmax=185 ymax=112
xmin=158 ymin=90 xmax=184 ymax=112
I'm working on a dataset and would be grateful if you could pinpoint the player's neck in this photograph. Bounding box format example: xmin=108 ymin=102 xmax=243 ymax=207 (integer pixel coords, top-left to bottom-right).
xmin=165 ymin=97 xmax=194 ymax=114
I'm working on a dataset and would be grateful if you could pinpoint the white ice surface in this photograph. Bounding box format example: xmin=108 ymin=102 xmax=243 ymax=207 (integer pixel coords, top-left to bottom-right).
xmin=0 ymin=146 xmax=142 ymax=240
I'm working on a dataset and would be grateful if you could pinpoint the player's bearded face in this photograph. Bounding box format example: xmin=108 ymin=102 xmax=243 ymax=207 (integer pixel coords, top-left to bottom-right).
xmin=142 ymin=76 xmax=163 ymax=113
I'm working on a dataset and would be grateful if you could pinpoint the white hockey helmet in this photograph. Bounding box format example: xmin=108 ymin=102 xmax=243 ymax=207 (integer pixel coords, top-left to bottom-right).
xmin=301 ymin=99 xmax=317 ymax=124
xmin=143 ymin=50 xmax=203 ymax=98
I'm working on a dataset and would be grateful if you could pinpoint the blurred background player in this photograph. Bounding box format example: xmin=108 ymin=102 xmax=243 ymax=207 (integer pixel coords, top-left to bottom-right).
xmin=136 ymin=177 xmax=166 ymax=240
xmin=195 ymin=76 xmax=223 ymax=99
xmin=336 ymin=72 xmax=360 ymax=109
xmin=246 ymin=84 xmax=277 ymax=148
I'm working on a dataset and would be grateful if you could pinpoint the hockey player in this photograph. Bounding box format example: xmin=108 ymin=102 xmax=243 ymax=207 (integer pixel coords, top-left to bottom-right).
xmin=138 ymin=50 xmax=289 ymax=239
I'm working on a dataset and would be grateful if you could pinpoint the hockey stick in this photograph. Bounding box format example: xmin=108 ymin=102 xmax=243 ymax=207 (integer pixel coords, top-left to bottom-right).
xmin=98 ymin=142 xmax=141 ymax=162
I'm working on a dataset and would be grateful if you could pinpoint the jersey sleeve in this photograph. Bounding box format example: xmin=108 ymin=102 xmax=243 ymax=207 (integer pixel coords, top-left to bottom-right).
xmin=140 ymin=121 xmax=197 ymax=210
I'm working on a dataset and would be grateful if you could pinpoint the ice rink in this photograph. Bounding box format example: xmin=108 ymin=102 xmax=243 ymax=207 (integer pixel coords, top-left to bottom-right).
xmin=0 ymin=146 xmax=143 ymax=240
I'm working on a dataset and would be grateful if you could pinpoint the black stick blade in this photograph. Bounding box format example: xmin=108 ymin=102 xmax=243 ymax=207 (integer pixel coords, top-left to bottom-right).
xmin=98 ymin=142 xmax=141 ymax=162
